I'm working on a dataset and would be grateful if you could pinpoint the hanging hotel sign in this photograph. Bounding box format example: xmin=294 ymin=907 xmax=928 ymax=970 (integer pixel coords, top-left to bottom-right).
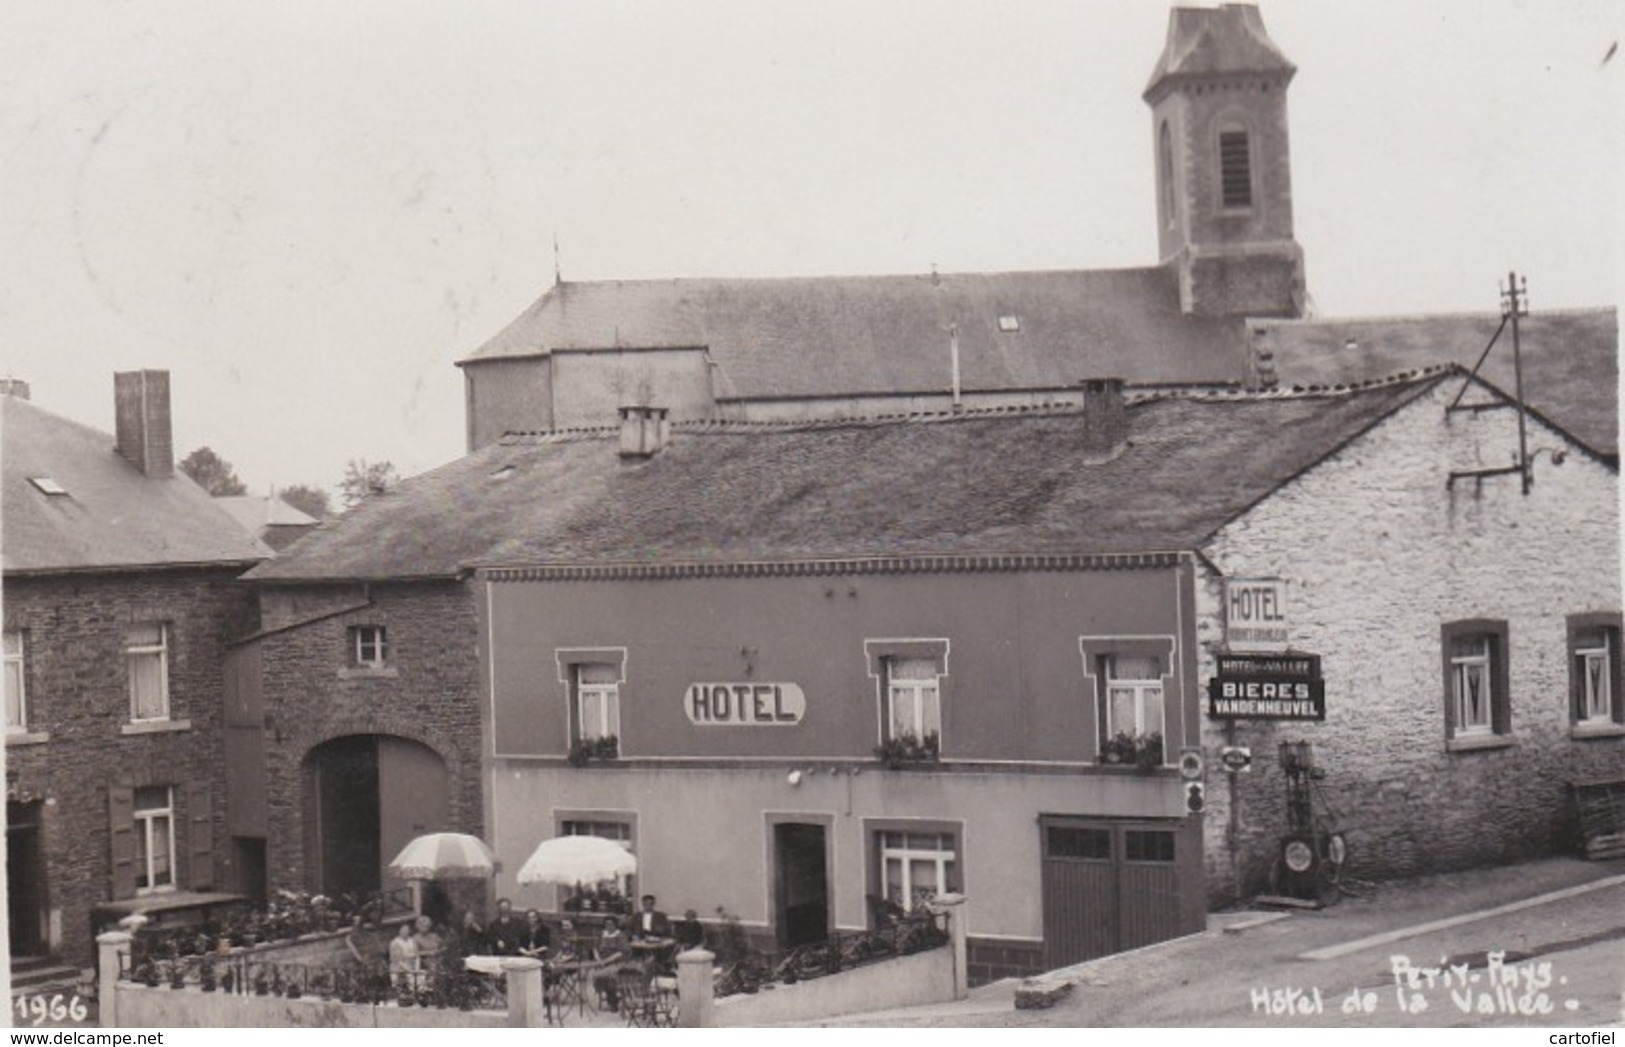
xmin=685 ymin=683 xmax=806 ymax=726
xmin=1224 ymin=577 xmax=1290 ymax=652
xmin=1207 ymin=653 xmax=1326 ymax=721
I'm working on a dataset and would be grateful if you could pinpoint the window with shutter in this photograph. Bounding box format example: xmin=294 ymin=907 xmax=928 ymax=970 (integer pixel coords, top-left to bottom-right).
xmin=108 ymin=786 xmax=137 ymax=900
xmin=188 ymin=780 xmax=214 ymax=890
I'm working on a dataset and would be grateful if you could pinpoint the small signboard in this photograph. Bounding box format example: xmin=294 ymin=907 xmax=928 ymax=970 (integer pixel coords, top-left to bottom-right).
xmin=685 ymin=683 xmax=806 ymax=726
xmin=1219 ymin=746 xmax=1253 ymax=773
xmin=1207 ymin=652 xmax=1326 ymax=721
xmin=1224 ymin=577 xmax=1289 ymax=652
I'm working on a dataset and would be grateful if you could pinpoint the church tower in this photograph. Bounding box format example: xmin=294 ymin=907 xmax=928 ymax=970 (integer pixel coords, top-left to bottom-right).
xmin=1145 ymin=4 xmax=1304 ymax=318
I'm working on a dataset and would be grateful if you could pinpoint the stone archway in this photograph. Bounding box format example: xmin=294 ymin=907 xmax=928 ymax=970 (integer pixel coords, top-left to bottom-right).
xmin=303 ymin=734 xmax=449 ymax=899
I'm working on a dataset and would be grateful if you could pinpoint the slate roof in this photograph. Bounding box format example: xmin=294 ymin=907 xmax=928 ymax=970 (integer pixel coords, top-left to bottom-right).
xmin=250 ymin=373 xmax=1448 ymax=583
xmin=215 ymin=495 xmax=320 ymax=530
xmin=1258 ymin=308 xmax=1619 ymax=457
xmin=1143 ymin=4 xmax=1295 ymax=101
xmin=458 ymin=267 xmax=1252 ymax=396
xmin=2 ymin=397 xmax=273 ymax=574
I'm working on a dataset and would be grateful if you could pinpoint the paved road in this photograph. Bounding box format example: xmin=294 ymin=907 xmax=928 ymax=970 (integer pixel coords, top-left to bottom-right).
xmin=819 ymin=857 xmax=1625 ymax=1028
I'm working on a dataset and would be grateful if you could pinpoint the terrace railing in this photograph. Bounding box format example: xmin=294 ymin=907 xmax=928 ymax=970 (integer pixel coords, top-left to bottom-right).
xmin=713 ymin=910 xmax=948 ymax=999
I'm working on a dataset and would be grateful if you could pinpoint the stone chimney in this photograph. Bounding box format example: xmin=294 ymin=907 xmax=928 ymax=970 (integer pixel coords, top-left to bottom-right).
xmin=114 ymin=370 xmax=174 ymax=478
xmin=618 ymin=405 xmax=670 ymax=459
xmin=1079 ymin=378 xmax=1128 ymax=457
xmin=0 ymin=378 xmax=30 ymax=400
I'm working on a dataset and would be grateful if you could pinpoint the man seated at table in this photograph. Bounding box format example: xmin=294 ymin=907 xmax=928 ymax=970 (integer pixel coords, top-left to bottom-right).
xmin=630 ymin=895 xmax=671 ymax=941
xmin=487 ymin=898 xmax=524 ymax=956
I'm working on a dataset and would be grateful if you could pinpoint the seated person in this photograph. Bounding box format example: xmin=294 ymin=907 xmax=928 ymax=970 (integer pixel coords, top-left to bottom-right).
xmin=592 ymin=917 xmax=632 ymax=1008
xmin=595 ymin=916 xmax=630 ymax=964
xmin=412 ymin=914 xmax=445 ymax=967
xmin=456 ymin=910 xmax=488 ymax=957
xmin=517 ymin=908 xmax=551 ymax=959
xmin=552 ymin=920 xmax=580 ymax=963
xmin=630 ymin=894 xmax=671 ymax=941
xmin=487 ymin=898 xmax=524 ymax=956
xmin=673 ymin=909 xmax=705 ymax=951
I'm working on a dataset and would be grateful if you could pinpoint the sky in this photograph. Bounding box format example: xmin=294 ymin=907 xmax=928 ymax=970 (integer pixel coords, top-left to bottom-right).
xmin=1 ymin=0 xmax=1619 ymax=497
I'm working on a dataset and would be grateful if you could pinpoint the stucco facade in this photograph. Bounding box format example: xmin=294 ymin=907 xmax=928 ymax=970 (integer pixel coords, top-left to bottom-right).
xmin=1196 ymin=380 xmax=1623 ymax=902
xmin=480 ymin=559 xmax=1208 ymax=984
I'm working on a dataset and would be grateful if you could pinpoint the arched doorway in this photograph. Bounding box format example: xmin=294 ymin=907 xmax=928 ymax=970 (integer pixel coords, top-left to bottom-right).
xmin=303 ymin=734 xmax=449 ymax=898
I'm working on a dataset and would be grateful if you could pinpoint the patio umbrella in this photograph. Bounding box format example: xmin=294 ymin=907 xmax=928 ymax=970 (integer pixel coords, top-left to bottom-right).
xmin=516 ymin=835 xmax=637 ymax=887
xmin=387 ymin=832 xmax=498 ymax=880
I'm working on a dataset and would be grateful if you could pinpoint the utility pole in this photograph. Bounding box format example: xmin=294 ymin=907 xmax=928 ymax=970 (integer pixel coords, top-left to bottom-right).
xmin=1501 ymin=271 xmax=1530 ymax=494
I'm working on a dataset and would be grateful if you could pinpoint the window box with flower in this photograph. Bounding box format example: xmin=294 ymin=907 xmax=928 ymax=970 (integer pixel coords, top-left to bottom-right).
xmin=1099 ymin=731 xmax=1163 ymax=771
xmin=874 ymin=730 xmax=940 ymax=769
xmin=567 ymin=734 xmax=620 ymax=766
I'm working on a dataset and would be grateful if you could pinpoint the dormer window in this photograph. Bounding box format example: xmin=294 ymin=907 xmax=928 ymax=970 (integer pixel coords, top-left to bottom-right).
xmin=997 ymin=315 xmax=1021 ymax=333
xmin=1219 ymin=129 xmax=1253 ymax=210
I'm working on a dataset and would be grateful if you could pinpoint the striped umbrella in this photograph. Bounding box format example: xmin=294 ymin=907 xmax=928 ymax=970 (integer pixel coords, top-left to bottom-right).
xmin=387 ymin=832 xmax=497 ymax=881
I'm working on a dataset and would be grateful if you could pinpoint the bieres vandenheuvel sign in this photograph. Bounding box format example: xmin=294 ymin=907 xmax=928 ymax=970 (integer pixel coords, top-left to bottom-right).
xmin=1224 ymin=577 xmax=1289 ymax=652
xmin=685 ymin=683 xmax=806 ymax=725
xmin=1207 ymin=653 xmax=1325 ymax=721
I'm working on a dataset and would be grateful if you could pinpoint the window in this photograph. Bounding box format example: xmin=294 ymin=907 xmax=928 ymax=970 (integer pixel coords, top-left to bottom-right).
xmin=134 ymin=786 xmax=176 ymax=893
xmin=886 ymin=657 xmax=941 ymax=744
xmin=126 ymin=623 xmax=169 ymax=722
xmin=877 ymin=830 xmax=958 ymax=913
xmin=1219 ymin=129 xmax=1252 ymax=209
xmin=1568 ymin=614 xmax=1624 ymax=730
xmin=1441 ymin=620 xmax=1510 ymax=744
xmin=561 ymin=818 xmax=635 ymax=901
xmin=4 ymin=631 xmax=26 ymax=732
xmin=1047 ymin=826 xmax=1111 ymax=861
xmin=574 ymin=664 xmax=620 ymax=743
xmin=1102 ymin=653 xmax=1165 ymax=739
xmin=1124 ymin=829 xmax=1176 ymax=863
xmin=1159 ymin=120 xmax=1176 ymax=228
xmin=351 ymin=625 xmax=388 ymax=669
xmin=1449 ymin=636 xmax=1493 ymax=734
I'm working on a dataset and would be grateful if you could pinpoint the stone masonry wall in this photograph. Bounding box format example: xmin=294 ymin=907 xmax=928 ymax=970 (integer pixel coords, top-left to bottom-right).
xmin=1197 ymin=382 xmax=1623 ymax=903
xmin=257 ymin=581 xmax=484 ymax=892
xmin=3 ymin=568 xmax=259 ymax=968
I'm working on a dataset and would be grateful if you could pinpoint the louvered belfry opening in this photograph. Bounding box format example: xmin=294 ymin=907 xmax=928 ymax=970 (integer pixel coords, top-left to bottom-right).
xmin=1219 ymin=131 xmax=1252 ymax=209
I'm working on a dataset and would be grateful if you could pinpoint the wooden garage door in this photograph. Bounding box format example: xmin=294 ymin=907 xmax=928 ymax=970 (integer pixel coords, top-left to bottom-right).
xmin=1040 ymin=818 xmax=1184 ymax=969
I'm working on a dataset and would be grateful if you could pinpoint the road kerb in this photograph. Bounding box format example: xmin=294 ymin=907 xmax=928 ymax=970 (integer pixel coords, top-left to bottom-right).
xmin=1297 ymin=872 xmax=1625 ymax=961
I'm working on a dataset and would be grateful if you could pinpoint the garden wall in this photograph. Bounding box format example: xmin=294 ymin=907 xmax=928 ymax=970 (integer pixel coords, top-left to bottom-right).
xmin=111 ymin=985 xmax=508 ymax=1029
xmin=712 ymin=945 xmax=953 ymax=1026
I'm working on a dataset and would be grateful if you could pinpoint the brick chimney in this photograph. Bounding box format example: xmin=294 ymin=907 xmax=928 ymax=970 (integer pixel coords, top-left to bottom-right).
xmin=618 ymin=405 xmax=670 ymax=459
xmin=0 ymin=378 xmax=30 ymax=400
xmin=1079 ymin=378 xmax=1127 ymax=457
xmin=114 ymin=370 xmax=174 ymax=478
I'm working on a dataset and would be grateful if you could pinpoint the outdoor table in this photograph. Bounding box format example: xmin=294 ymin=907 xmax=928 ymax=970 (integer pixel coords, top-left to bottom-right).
xmin=630 ymin=936 xmax=678 ymax=969
xmin=462 ymin=954 xmax=504 ymax=976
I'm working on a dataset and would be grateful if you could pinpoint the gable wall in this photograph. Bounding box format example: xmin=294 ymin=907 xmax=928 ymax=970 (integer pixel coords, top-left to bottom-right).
xmin=1196 ymin=381 xmax=1622 ymax=902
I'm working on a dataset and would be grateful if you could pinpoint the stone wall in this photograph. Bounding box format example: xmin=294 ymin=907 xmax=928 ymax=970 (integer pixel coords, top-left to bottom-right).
xmin=1197 ymin=382 xmax=1623 ymax=902
xmin=254 ymin=580 xmax=484 ymax=893
xmin=3 ymin=568 xmax=258 ymax=967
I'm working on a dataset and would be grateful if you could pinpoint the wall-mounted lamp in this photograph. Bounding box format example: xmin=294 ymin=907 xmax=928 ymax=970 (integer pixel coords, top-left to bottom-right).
xmin=786 ymin=770 xmax=803 ymax=787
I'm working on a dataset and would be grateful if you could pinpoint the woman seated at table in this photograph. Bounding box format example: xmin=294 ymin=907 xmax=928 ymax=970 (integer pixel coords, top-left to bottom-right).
xmin=517 ymin=908 xmax=551 ymax=959
xmin=592 ymin=916 xmax=633 ymax=1009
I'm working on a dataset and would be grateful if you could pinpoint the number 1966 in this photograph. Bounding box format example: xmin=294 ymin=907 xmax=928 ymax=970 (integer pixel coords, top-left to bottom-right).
xmin=13 ymin=993 xmax=90 ymax=1025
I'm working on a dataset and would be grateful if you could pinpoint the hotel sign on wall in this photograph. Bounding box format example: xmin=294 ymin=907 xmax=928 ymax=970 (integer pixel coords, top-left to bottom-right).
xmin=1207 ymin=653 xmax=1326 ymax=722
xmin=685 ymin=683 xmax=806 ymax=726
xmin=1224 ymin=577 xmax=1290 ymax=652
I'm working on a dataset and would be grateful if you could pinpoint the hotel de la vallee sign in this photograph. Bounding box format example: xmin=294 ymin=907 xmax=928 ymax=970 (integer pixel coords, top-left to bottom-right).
xmin=1210 ymin=577 xmax=1327 ymax=723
